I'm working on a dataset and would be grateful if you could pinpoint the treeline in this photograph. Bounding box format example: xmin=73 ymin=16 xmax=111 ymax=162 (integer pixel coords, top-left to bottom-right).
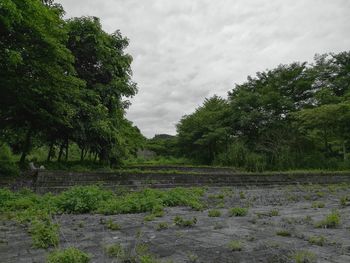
xmin=176 ymin=52 xmax=350 ymax=171
xmin=0 ymin=0 xmax=144 ymax=171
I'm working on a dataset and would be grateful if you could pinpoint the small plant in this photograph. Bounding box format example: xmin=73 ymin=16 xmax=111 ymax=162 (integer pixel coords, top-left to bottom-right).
xmin=29 ymin=219 xmax=59 ymax=248
xmin=229 ymin=207 xmax=248 ymax=217
xmin=144 ymin=214 xmax=156 ymax=222
xmin=276 ymin=229 xmax=291 ymax=237
xmin=269 ymin=209 xmax=279 ymax=216
xmin=228 ymin=240 xmax=243 ymax=251
xmin=308 ymin=235 xmax=326 ymax=246
xmin=174 ymin=216 xmax=197 ymax=227
xmin=187 ymin=253 xmax=199 ymax=262
xmin=106 ymin=219 xmax=120 ymax=230
xmin=47 ymin=247 xmax=90 ymax=263
xmin=311 ymin=201 xmax=325 ymax=208
xmin=292 ymin=250 xmax=317 ymax=263
xmin=105 ymin=243 xmax=125 ymax=259
xmin=208 ymin=209 xmax=221 ymax=217
xmin=315 ymin=210 xmax=340 ymax=228
xmin=156 ymin=222 xmax=169 ymax=231
xmin=239 ymin=191 xmax=246 ymax=199
xmin=340 ymin=196 xmax=349 ymax=206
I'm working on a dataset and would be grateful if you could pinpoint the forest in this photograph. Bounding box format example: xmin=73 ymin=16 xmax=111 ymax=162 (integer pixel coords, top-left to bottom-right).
xmin=1 ymin=0 xmax=350 ymax=175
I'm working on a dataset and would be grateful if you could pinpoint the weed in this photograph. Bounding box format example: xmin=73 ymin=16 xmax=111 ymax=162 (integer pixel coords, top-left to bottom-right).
xmin=47 ymin=247 xmax=90 ymax=263
xmin=29 ymin=219 xmax=59 ymax=248
xmin=315 ymin=211 xmax=340 ymax=228
xmin=239 ymin=191 xmax=246 ymax=199
xmin=292 ymin=250 xmax=317 ymax=263
xmin=228 ymin=240 xmax=243 ymax=251
xmin=229 ymin=207 xmax=248 ymax=217
xmin=311 ymin=201 xmax=325 ymax=208
xmin=106 ymin=219 xmax=120 ymax=230
xmin=340 ymin=196 xmax=349 ymax=206
xmin=269 ymin=209 xmax=279 ymax=216
xmin=105 ymin=243 xmax=125 ymax=259
xmin=187 ymin=253 xmax=199 ymax=262
xmin=276 ymin=229 xmax=291 ymax=237
xmin=174 ymin=216 xmax=197 ymax=227
xmin=156 ymin=222 xmax=169 ymax=231
xmin=308 ymin=235 xmax=326 ymax=246
xmin=208 ymin=209 xmax=221 ymax=217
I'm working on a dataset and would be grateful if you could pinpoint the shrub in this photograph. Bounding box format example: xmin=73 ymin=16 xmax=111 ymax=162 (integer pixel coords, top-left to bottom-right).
xmin=29 ymin=219 xmax=59 ymax=248
xmin=0 ymin=144 xmax=19 ymax=177
xmin=229 ymin=207 xmax=248 ymax=217
xmin=56 ymin=185 xmax=114 ymax=213
xmin=228 ymin=240 xmax=243 ymax=251
xmin=208 ymin=209 xmax=221 ymax=217
xmin=47 ymin=247 xmax=90 ymax=263
xmin=315 ymin=211 xmax=340 ymax=228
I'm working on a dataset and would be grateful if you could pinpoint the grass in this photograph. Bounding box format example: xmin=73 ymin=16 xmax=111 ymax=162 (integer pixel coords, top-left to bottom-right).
xmin=174 ymin=216 xmax=197 ymax=227
xmin=228 ymin=207 xmax=248 ymax=217
xmin=292 ymin=250 xmax=317 ymax=263
xmin=228 ymin=240 xmax=243 ymax=251
xmin=315 ymin=210 xmax=340 ymax=228
xmin=105 ymin=219 xmax=120 ymax=231
xmin=308 ymin=235 xmax=326 ymax=246
xmin=105 ymin=243 xmax=125 ymax=258
xmin=276 ymin=229 xmax=291 ymax=237
xmin=156 ymin=222 xmax=169 ymax=231
xmin=29 ymin=219 xmax=59 ymax=248
xmin=208 ymin=209 xmax=221 ymax=217
xmin=311 ymin=201 xmax=325 ymax=208
xmin=47 ymin=247 xmax=90 ymax=263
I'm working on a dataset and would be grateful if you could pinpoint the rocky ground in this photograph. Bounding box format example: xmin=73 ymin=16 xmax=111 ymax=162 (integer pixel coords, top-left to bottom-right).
xmin=1 ymin=184 xmax=350 ymax=263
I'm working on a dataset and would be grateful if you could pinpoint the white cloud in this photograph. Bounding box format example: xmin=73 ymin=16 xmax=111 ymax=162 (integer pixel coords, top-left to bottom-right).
xmin=57 ymin=0 xmax=350 ymax=137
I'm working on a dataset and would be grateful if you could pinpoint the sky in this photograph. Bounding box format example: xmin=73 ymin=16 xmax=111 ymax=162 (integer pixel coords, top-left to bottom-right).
xmin=57 ymin=0 xmax=350 ymax=138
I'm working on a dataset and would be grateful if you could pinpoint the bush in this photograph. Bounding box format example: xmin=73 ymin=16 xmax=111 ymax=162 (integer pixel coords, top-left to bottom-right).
xmin=56 ymin=185 xmax=113 ymax=213
xmin=29 ymin=219 xmax=59 ymax=248
xmin=0 ymin=144 xmax=19 ymax=177
xmin=229 ymin=207 xmax=248 ymax=217
xmin=47 ymin=247 xmax=90 ymax=263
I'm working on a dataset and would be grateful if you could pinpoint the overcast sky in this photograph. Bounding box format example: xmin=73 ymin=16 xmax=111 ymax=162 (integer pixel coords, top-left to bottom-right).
xmin=57 ymin=0 xmax=350 ymax=138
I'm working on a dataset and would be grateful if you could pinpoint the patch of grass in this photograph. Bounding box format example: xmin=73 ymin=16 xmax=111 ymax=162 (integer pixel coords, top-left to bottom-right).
xmin=239 ymin=191 xmax=246 ymax=199
xmin=105 ymin=243 xmax=125 ymax=259
xmin=47 ymin=247 xmax=90 ymax=263
xmin=269 ymin=209 xmax=279 ymax=216
xmin=208 ymin=209 xmax=221 ymax=217
xmin=105 ymin=219 xmax=120 ymax=230
xmin=174 ymin=216 xmax=197 ymax=227
xmin=311 ymin=201 xmax=325 ymax=208
xmin=228 ymin=240 xmax=243 ymax=251
xmin=315 ymin=210 xmax=340 ymax=228
xmin=340 ymin=196 xmax=349 ymax=206
xmin=29 ymin=219 xmax=59 ymax=248
xmin=276 ymin=229 xmax=291 ymax=237
xmin=187 ymin=253 xmax=199 ymax=263
xmin=292 ymin=250 xmax=317 ymax=263
xmin=156 ymin=222 xmax=169 ymax=231
xmin=229 ymin=207 xmax=248 ymax=217
xmin=308 ymin=235 xmax=326 ymax=246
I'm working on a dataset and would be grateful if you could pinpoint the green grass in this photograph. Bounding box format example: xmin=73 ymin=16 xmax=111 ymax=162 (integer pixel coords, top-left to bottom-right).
xmin=228 ymin=240 xmax=243 ymax=251
xmin=276 ymin=229 xmax=291 ymax=237
xmin=156 ymin=222 xmax=169 ymax=231
xmin=311 ymin=201 xmax=325 ymax=208
xmin=315 ymin=211 xmax=340 ymax=228
xmin=105 ymin=219 xmax=120 ymax=231
xmin=208 ymin=209 xmax=221 ymax=217
xmin=29 ymin=219 xmax=59 ymax=248
xmin=228 ymin=207 xmax=248 ymax=217
xmin=47 ymin=247 xmax=90 ymax=263
xmin=308 ymin=235 xmax=326 ymax=246
xmin=105 ymin=243 xmax=125 ymax=258
xmin=292 ymin=250 xmax=317 ymax=263
xmin=174 ymin=216 xmax=197 ymax=227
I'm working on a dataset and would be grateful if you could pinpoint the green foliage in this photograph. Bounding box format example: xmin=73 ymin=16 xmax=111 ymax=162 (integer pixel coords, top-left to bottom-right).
xmin=105 ymin=219 xmax=120 ymax=231
xmin=208 ymin=209 xmax=221 ymax=217
xmin=308 ymin=235 xmax=326 ymax=246
xmin=311 ymin=201 xmax=325 ymax=208
xmin=229 ymin=207 xmax=248 ymax=217
xmin=292 ymin=250 xmax=317 ymax=263
xmin=0 ymin=144 xmax=19 ymax=176
xmin=56 ymin=185 xmax=114 ymax=213
xmin=156 ymin=222 xmax=169 ymax=230
xmin=315 ymin=210 xmax=340 ymax=228
xmin=29 ymin=219 xmax=59 ymax=248
xmin=47 ymin=247 xmax=90 ymax=263
xmin=105 ymin=243 xmax=125 ymax=259
xmin=276 ymin=229 xmax=291 ymax=237
xmin=228 ymin=240 xmax=243 ymax=251
xmin=174 ymin=216 xmax=197 ymax=227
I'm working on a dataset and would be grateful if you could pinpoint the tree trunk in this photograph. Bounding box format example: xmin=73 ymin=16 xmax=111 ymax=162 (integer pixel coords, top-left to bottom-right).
xmin=47 ymin=141 xmax=54 ymax=162
xmin=20 ymin=129 xmax=32 ymax=165
xmin=58 ymin=143 xmax=64 ymax=161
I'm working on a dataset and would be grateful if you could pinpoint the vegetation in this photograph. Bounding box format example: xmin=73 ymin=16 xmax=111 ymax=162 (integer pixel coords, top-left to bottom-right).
xmin=173 ymin=216 xmax=197 ymax=227
xmin=47 ymin=247 xmax=90 ymax=263
xmin=276 ymin=229 xmax=291 ymax=237
xmin=208 ymin=209 xmax=221 ymax=217
xmin=308 ymin=235 xmax=326 ymax=246
xmin=229 ymin=207 xmax=248 ymax=217
xmin=292 ymin=250 xmax=317 ymax=263
xmin=228 ymin=240 xmax=243 ymax=251
xmin=315 ymin=210 xmax=341 ymax=228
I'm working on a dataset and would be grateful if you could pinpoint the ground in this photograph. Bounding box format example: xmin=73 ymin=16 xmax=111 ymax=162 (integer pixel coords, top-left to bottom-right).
xmin=1 ymin=184 xmax=350 ymax=263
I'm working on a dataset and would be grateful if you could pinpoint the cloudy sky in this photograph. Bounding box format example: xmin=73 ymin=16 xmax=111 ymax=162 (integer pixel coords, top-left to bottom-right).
xmin=57 ymin=0 xmax=350 ymax=138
